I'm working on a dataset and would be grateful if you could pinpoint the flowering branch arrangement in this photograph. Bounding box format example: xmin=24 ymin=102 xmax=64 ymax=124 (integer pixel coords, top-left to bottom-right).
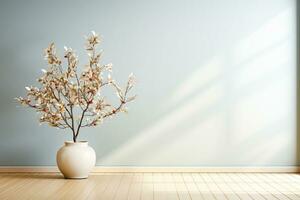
xmin=16 ymin=31 xmax=136 ymax=142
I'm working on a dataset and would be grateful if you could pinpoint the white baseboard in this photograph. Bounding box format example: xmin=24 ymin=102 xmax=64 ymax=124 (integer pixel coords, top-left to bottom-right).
xmin=0 ymin=166 xmax=299 ymax=173
xmin=92 ymin=166 xmax=300 ymax=173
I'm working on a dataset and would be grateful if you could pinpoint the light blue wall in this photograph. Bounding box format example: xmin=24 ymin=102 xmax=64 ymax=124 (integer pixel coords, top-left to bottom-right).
xmin=0 ymin=0 xmax=297 ymax=166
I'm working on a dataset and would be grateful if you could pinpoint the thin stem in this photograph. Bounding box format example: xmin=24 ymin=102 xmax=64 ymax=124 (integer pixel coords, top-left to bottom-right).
xmin=70 ymin=105 xmax=76 ymax=142
xmin=49 ymin=86 xmax=76 ymax=140
xmin=74 ymin=103 xmax=90 ymax=141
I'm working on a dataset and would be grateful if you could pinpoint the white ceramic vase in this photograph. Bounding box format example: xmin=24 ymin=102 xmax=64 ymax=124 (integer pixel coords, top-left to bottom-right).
xmin=56 ymin=141 xmax=96 ymax=179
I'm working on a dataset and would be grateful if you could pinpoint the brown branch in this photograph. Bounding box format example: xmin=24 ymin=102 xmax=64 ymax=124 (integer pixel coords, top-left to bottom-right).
xmin=17 ymin=32 xmax=136 ymax=143
xmin=49 ymin=86 xmax=76 ymax=139
xmin=49 ymin=87 xmax=72 ymax=118
xmin=103 ymin=101 xmax=125 ymax=118
xmin=101 ymin=82 xmax=109 ymax=87
xmin=74 ymin=102 xmax=91 ymax=141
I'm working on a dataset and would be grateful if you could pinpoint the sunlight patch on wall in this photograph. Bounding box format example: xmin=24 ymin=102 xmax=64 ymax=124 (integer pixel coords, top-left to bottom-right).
xmin=97 ymin=6 xmax=296 ymax=166
xmin=168 ymin=57 xmax=223 ymax=107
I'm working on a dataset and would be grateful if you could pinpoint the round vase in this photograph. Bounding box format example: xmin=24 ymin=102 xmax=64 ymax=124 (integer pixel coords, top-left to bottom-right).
xmin=56 ymin=141 xmax=96 ymax=179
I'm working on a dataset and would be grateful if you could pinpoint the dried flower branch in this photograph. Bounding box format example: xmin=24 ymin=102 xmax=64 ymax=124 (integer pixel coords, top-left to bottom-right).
xmin=16 ymin=32 xmax=136 ymax=142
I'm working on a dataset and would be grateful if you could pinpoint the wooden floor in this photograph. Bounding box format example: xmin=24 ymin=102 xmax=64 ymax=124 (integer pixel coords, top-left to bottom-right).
xmin=0 ymin=173 xmax=300 ymax=200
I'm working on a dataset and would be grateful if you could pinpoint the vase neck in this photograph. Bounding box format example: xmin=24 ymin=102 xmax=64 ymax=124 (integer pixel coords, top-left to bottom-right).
xmin=64 ymin=141 xmax=88 ymax=147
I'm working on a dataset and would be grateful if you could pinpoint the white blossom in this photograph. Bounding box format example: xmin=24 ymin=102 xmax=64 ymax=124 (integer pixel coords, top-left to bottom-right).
xmin=16 ymin=31 xmax=136 ymax=142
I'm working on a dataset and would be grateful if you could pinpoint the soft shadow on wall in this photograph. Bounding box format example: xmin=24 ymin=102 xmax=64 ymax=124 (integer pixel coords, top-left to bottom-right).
xmin=0 ymin=0 xmax=297 ymax=166
xmin=97 ymin=6 xmax=297 ymax=166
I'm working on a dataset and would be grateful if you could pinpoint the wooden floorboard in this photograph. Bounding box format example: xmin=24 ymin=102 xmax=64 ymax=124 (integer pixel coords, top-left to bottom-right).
xmin=0 ymin=172 xmax=300 ymax=200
